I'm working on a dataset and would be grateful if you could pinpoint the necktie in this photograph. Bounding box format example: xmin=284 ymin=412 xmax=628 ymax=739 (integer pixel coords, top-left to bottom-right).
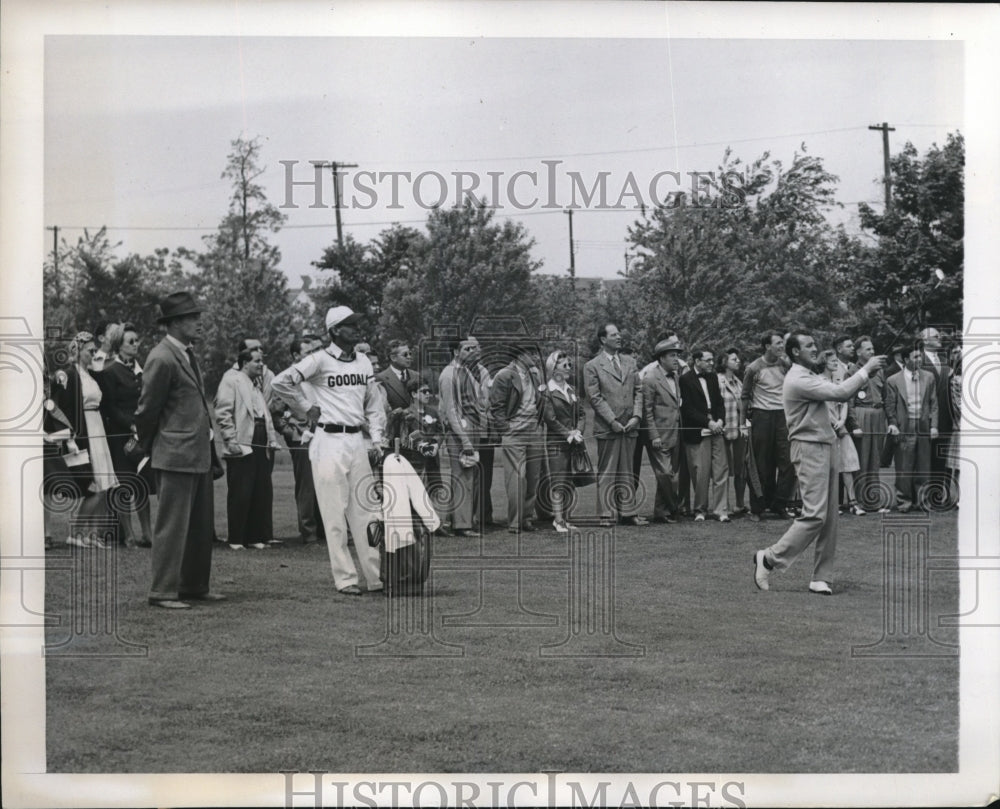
xmin=912 ymin=372 xmax=919 ymax=383
xmin=186 ymin=347 xmax=203 ymax=388
xmin=612 ymin=355 xmax=621 ymax=376
xmin=401 ymin=369 xmax=409 ymax=384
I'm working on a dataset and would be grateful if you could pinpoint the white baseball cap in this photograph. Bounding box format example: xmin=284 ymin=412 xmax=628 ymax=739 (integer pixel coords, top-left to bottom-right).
xmin=325 ymin=305 xmax=363 ymax=331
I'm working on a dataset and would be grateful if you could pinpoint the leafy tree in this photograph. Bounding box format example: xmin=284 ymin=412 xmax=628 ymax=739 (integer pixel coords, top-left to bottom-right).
xmin=311 ymin=225 xmax=427 ymax=350
xmin=624 ymin=146 xmax=854 ymax=361
xmin=379 ymin=201 xmax=542 ymax=347
xmin=179 ymin=136 xmax=303 ymax=391
xmin=852 ymin=132 xmax=963 ymax=345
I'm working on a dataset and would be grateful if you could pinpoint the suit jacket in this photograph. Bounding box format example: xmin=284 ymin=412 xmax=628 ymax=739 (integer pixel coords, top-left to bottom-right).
xmin=642 ymin=364 xmax=682 ymax=450
xmin=541 ymin=383 xmax=584 ymax=445
xmin=679 ymin=369 xmax=725 ymax=444
xmin=920 ymin=352 xmax=953 ymax=435
xmin=375 ymin=366 xmax=412 ymax=412
xmin=884 ymin=369 xmax=938 ymax=435
xmin=214 ymin=368 xmax=278 ymax=457
xmin=583 ymin=352 xmax=643 ymax=439
xmin=489 ymin=363 xmax=543 ymax=435
xmin=135 ymin=337 xmax=213 ymax=474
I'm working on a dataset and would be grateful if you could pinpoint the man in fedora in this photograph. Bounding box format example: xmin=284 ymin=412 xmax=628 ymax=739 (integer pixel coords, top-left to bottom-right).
xmin=135 ymin=291 xmax=224 ymax=609
xmin=642 ymin=334 xmax=685 ymax=523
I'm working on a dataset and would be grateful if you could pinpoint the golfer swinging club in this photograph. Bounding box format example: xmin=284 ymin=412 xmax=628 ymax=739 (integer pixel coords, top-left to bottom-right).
xmin=753 ymin=330 xmax=885 ymax=596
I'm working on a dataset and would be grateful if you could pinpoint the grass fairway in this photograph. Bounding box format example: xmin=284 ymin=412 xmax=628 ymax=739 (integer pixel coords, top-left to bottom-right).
xmin=45 ymin=454 xmax=958 ymax=773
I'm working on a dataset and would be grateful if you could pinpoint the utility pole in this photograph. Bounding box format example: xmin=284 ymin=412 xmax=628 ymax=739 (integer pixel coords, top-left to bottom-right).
xmin=47 ymin=225 xmax=60 ymax=303
xmin=330 ymin=161 xmax=358 ymax=248
xmin=868 ymin=122 xmax=896 ymax=210
xmin=564 ymin=209 xmax=575 ymax=285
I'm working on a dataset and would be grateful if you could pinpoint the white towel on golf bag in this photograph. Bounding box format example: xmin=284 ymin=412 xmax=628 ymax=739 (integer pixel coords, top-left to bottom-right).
xmin=381 ymin=453 xmax=441 ymax=553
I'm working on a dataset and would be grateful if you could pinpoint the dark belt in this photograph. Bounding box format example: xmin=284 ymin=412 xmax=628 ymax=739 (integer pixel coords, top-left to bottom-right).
xmin=854 ymin=403 xmax=883 ymax=409
xmin=319 ymin=423 xmax=362 ymax=434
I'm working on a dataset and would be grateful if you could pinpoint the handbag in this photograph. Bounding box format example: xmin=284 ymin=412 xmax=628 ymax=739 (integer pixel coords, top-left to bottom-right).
xmin=366 ymin=520 xmax=385 ymax=548
xmin=569 ymin=442 xmax=596 ymax=487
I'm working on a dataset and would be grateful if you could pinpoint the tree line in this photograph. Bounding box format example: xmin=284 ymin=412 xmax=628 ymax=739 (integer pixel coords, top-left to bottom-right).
xmin=43 ymin=132 xmax=964 ymax=392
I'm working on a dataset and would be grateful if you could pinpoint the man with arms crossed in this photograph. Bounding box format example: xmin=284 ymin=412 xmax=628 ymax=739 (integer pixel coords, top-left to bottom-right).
xmin=753 ymin=331 xmax=884 ymax=596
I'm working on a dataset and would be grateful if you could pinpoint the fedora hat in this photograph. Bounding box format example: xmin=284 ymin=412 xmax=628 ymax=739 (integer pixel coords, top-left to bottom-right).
xmin=325 ymin=305 xmax=364 ymax=331
xmin=156 ymin=291 xmax=203 ymax=323
xmin=653 ymin=335 xmax=684 ymax=357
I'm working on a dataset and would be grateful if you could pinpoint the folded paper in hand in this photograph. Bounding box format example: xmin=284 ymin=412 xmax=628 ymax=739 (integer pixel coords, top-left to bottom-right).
xmin=63 ymin=448 xmax=90 ymax=467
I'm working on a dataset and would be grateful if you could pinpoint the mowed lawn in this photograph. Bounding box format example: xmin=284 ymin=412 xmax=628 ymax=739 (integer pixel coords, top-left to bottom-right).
xmin=45 ymin=451 xmax=958 ymax=773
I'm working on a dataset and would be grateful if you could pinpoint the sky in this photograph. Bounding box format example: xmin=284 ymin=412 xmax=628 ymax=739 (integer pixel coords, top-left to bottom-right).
xmin=43 ymin=33 xmax=964 ymax=286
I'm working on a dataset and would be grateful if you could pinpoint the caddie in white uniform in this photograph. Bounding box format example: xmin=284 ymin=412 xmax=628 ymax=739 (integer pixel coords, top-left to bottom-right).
xmin=272 ymin=306 xmax=387 ymax=596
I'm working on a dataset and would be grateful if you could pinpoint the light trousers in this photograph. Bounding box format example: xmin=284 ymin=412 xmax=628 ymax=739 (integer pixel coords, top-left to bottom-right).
xmin=500 ymin=429 xmax=543 ymax=529
xmin=765 ymin=439 xmax=840 ymax=583
xmin=684 ymin=434 xmax=729 ymax=517
xmin=596 ymin=433 xmax=638 ymax=519
xmin=310 ymin=431 xmax=381 ymax=591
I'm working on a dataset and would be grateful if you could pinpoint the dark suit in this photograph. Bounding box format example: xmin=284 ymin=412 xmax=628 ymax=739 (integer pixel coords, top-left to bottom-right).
xmin=920 ymin=351 xmax=953 ymax=479
xmin=541 ymin=382 xmax=585 ymax=520
xmin=135 ymin=336 xmax=215 ymax=601
xmin=583 ymin=351 xmax=643 ymax=520
xmin=642 ymin=364 xmax=683 ymax=520
xmin=376 ymin=366 xmax=412 ymax=412
xmin=679 ymin=369 xmax=729 ymax=517
xmin=884 ymin=368 xmax=938 ymax=510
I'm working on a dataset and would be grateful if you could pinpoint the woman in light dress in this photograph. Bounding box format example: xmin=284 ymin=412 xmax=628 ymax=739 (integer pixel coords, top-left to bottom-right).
xmin=820 ymin=350 xmax=864 ymax=516
xmin=50 ymin=331 xmax=120 ymax=548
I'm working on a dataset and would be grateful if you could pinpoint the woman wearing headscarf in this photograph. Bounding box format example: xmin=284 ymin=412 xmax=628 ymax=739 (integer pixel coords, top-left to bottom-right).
xmin=50 ymin=331 xmax=120 ymax=548
xmin=99 ymin=322 xmax=153 ymax=547
xmin=541 ymin=350 xmax=585 ymax=532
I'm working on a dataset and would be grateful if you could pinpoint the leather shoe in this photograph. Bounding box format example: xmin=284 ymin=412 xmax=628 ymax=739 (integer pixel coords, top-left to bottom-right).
xmin=809 ymin=580 xmax=833 ymax=595
xmin=621 ymin=515 xmax=649 ymax=526
xmin=148 ymin=599 xmax=191 ymax=610
xmin=181 ymin=592 xmax=226 ymax=602
xmin=455 ymin=529 xmax=479 ymax=538
xmin=753 ymin=550 xmax=771 ymax=591
xmin=434 ymin=525 xmax=453 ymax=537
xmin=749 ymin=513 xmax=761 ymax=523
xmin=339 ymin=584 xmax=363 ymax=596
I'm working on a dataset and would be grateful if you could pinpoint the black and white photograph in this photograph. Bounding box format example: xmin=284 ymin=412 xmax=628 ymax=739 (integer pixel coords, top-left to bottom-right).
xmin=1 ymin=1 xmax=998 ymax=807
